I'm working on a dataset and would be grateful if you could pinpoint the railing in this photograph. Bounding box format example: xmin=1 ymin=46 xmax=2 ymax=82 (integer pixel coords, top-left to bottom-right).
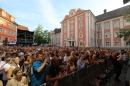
xmin=125 ymin=59 xmax=130 ymax=86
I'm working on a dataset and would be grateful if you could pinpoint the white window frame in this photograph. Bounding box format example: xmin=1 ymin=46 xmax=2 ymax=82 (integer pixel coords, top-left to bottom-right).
xmin=79 ymin=22 xmax=83 ymax=29
xmin=8 ymin=30 xmax=10 ymax=34
xmin=64 ymin=23 xmax=66 ymax=26
xmin=2 ymin=11 xmax=6 ymax=17
xmin=64 ymin=28 xmax=66 ymax=33
xmin=64 ymin=35 xmax=66 ymax=40
xmin=0 ymin=19 xmax=4 ymax=24
xmin=98 ymin=42 xmax=101 ymax=46
xmin=70 ymin=26 xmax=74 ymax=31
xmin=0 ymin=37 xmax=2 ymax=41
xmin=79 ymin=41 xmax=83 ymax=47
xmin=97 ymin=34 xmax=101 ymax=39
xmin=124 ymin=19 xmax=130 ymax=26
xmin=0 ymin=28 xmax=3 ymax=32
xmin=115 ymin=42 xmax=120 ymax=46
xmin=79 ymin=16 xmax=82 ymax=20
xmin=114 ymin=32 xmax=118 ymax=37
xmin=79 ymin=32 xmax=83 ymax=38
xmin=113 ymin=21 xmax=119 ymax=28
xmin=105 ymin=32 xmax=110 ymax=38
xmin=104 ymin=23 xmax=109 ymax=29
xmin=97 ymin=25 xmax=101 ymax=30
xmin=106 ymin=42 xmax=110 ymax=46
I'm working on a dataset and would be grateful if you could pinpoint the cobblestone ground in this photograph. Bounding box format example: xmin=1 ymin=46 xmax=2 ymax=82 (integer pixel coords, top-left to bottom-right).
xmin=105 ymin=68 xmax=127 ymax=86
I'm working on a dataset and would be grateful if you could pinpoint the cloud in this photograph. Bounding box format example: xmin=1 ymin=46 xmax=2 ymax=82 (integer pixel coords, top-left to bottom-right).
xmin=37 ymin=0 xmax=61 ymax=28
xmin=13 ymin=11 xmax=40 ymax=20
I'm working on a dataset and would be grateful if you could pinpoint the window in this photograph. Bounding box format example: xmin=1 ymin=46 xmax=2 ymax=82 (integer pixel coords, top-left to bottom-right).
xmin=70 ymin=26 xmax=74 ymax=31
xmin=98 ymin=42 xmax=101 ymax=46
xmin=0 ymin=37 xmax=2 ymax=41
xmin=124 ymin=19 xmax=130 ymax=26
xmin=0 ymin=28 xmax=3 ymax=32
xmin=64 ymin=23 xmax=66 ymax=26
xmin=104 ymin=23 xmax=109 ymax=29
xmin=8 ymin=30 xmax=10 ymax=34
xmin=126 ymin=43 xmax=130 ymax=46
xmin=114 ymin=32 xmax=118 ymax=37
xmin=79 ymin=41 xmax=83 ymax=46
xmin=11 ymin=24 xmax=14 ymax=28
xmin=91 ymin=23 xmax=92 ymax=28
xmin=79 ymin=22 xmax=83 ymax=28
xmin=97 ymin=25 xmax=101 ymax=30
xmin=11 ymin=31 xmax=14 ymax=35
xmin=64 ymin=35 xmax=66 ymax=40
xmin=79 ymin=16 xmax=82 ymax=20
xmin=105 ymin=32 xmax=110 ymax=38
xmin=115 ymin=42 xmax=120 ymax=46
xmin=64 ymin=28 xmax=66 ymax=33
xmin=8 ymin=23 xmax=11 ymax=27
xmin=113 ymin=21 xmax=119 ymax=28
xmin=11 ymin=17 xmax=14 ymax=22
xmin=64 ymin=42 xmax=66 ymax=46
xmin=2 ymin=11 xmax=6 ymax=17
xmin=70 ymin=33 xmax=74 ymax=39
xmin=71 ymin=20 xmax=73 ymax=23
xmin=0 ymin=20 xmax=4 ymax=24
xmin=79 ymin=32 xmax=83 ymax=38
xmin=106 ymin=42 xmax=110 ymax=46
xmin=97 ymin=34 xmax=101 ymax=39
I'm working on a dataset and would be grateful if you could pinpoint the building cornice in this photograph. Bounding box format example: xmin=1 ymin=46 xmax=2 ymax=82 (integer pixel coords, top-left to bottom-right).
xmin=0 ymin=16 xmax=18 ymax=25
xmin=60 ymin=10 xmax=88 ymax=23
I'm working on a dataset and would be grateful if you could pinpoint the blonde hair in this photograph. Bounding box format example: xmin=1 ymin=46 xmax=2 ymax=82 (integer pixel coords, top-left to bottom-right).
xmin=68 ymin=56 xmax=73 ymax=62
xmin=92 ymin=54 xmax=96 ymax=60
xmin=5 ymin=57 xmax=12 ymax=63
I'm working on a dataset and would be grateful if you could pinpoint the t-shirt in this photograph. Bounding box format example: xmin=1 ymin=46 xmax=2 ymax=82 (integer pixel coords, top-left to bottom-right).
xmin=44 ymin=63 xmax=60 ymax=82
xmin=31 ymin=60 xmax=46 ymax=85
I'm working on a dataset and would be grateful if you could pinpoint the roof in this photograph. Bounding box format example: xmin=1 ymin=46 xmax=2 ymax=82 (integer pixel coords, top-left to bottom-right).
xmin=17 ymin=25 xmax=29 ymax=31
xmin=96 ymin=5 xmax=130 ymax=22
xmin=54 ymin=28 xmax=61 ymax=33
xmin=62 ymin=8 xmax=85 ymax=22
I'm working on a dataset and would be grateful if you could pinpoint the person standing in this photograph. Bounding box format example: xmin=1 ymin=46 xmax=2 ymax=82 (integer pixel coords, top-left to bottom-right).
xmin=44 ymin=56 xmax=62 ymax=86
xmin=31 ymin=52 xmax=49 ymax=86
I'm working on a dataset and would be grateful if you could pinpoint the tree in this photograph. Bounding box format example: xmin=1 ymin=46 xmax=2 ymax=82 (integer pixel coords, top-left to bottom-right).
xmin=34 ymin=24 xmax=50 ymax=45
xmin=116 ymin=13 xmax=130 ymax=44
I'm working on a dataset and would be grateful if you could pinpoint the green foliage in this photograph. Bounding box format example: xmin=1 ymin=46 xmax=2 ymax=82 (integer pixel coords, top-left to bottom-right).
xmin=116 ymin=13 xmax=130 ymax=44
xmin=34 ymin=24 xmax=50 ymax=45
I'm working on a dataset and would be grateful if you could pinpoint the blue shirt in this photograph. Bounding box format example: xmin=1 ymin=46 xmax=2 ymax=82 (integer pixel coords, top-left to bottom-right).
xmin=77 ymin=59 xmax=84 ymax=71
xmin=31 ymin=60 xmax=46 ymax=85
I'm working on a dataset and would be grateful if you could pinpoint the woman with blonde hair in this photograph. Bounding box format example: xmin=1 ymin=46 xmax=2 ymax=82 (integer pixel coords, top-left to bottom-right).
xmin=66 ymin=56 xmax=77 ymax=74
xmin=12 ymin=57 xmax=20 ymax=68
xmin=6 ymin=67 xmax=28 ymax=86
xmin=3 ymin=57 xmax=14 ymax=81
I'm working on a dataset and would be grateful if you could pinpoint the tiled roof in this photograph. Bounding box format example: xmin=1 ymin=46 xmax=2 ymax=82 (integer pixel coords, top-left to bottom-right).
xmin=96 ymin=5 xmax=130 ymax=22
xmin=17 ymin=25 xmax=29 ymax=31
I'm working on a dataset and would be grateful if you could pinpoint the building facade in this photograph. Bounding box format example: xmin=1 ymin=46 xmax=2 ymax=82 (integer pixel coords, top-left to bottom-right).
xmin=50 ymin=28 xmax=61 ymax=46
xmin=96 ymin=5 xmax=130 ymax=47
xmin=61 ymin=5 xmax=130 ymax=47
xmin=0 ymin=8 xmax=17 ymax=45
xmin=61 ymin=9 xmax=96 ymax=47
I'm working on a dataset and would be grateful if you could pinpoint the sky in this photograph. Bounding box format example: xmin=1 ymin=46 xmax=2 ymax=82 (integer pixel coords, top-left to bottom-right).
xmin=0 ymin=0 xmax=129 ymax=31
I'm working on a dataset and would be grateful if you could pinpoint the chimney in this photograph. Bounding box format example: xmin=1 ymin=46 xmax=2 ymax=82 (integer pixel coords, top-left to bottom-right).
xmin=104 ymin=9 xmax=107 ymax=14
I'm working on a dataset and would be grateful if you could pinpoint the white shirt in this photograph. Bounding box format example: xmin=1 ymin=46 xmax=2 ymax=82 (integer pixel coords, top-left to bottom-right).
xmin=64 ymin=55 xmax=68 ymax=62
xmin=0 ymin=61 xmax=6 ymax=74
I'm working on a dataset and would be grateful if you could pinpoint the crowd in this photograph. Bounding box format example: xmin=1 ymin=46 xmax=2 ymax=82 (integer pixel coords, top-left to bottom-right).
xmin=0 ymin=46 xmax=129 ymax=86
